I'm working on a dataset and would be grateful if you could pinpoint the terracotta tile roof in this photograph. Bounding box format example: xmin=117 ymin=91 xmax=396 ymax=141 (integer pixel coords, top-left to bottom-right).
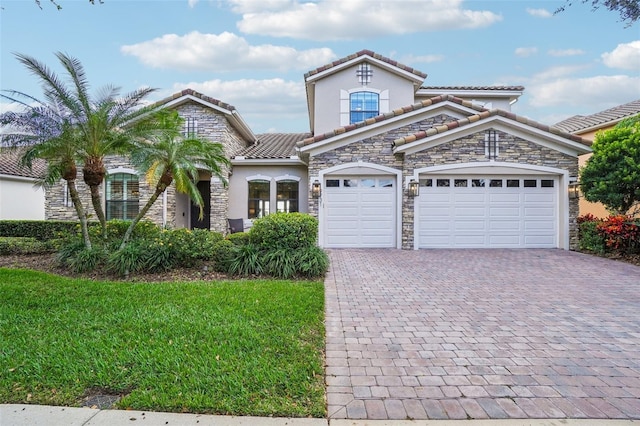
xmin=393 ymin=109 xmax=588 ymax=148
xmin=147 ymin=88 xmax=236 ymax=112
xmin=553 ymin=99 xmax=640 ymax=134
xmin=238 ymin=133 xmax=311 ymax=159
xmin=304 ymin=49 xmax=427 ymax=80
xmin=0 ymin=148 xmax=47 ymax=179
xmin=297 ymin=95 xmax=485 ymax=148
xmin=421 ymin=85 xmax=525 ymax=91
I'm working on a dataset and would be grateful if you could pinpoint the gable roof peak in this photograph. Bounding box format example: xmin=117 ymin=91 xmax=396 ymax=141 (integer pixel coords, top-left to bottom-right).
xmin=148 ymin=88 xmax=237 ymax=112
xmin=304 ymin=49 xmax=427 ymax=81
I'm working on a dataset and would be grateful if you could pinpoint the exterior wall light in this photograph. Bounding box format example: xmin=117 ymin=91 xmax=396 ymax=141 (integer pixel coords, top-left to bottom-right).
xmin=311 ymin=180 xmax=322 ymax=199
xmin=568 ymin=182 xmax=580 ymax=199
xmin=408 ymin=179 xmax=419 ymax=197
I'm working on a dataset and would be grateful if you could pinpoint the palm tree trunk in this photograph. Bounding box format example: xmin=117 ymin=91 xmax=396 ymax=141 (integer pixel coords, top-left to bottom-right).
xmin=89 ymin=184 xmax=107 ymax=239
xmin=119 ymin=184 xmax=167 ymax=250
xmin=68 ymin=179 xmax=92 ymax=249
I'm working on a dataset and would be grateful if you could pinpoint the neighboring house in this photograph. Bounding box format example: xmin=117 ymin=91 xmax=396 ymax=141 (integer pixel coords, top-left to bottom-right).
xmin=0 ymin=148 xmax=46 ymax=220
xmin=554 ymin=99 xmax=640 ymax=218
xmin=45 ymin=50 xmax=591 ymax=250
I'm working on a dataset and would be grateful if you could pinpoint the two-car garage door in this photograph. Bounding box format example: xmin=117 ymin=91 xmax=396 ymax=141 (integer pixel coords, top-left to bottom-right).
xmin=416 ymin=176 xmax=558 ymax=248
xmin=321 ymin=173 xmax=560 ymax=249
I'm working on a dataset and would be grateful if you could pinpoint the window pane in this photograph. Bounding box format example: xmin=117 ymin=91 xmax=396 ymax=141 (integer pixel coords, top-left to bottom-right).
xmin=361 ymin=178 xmax=375 ymax=188
xmin=276 ymin=180 xmax=299 ymax=213
xmin=437 ymin=179 xmax=450 ymax=187
xmin=420 ymin=179 xmax=432 ymax=187
xmin=106 ymin=173 xmax=139 ymax=220
xmin=379 ymin=179 xmax=393 ymax=187
xmin=325 ymin=179 xmax=339 ymax=187
xmin=541 ymin=179 xmax=554 ymax=187
xmin=454 ymin=179 xmax=467 ymax=187
xmin=343 ymin=179 xmax=358 ymax=187
xmin=248 ymin=180 xmax=270 ymax=218
xmin=507 ymin=179 xmax=520 ymax=187
xmin=350 ymin=91 xmax=379 ymax=124
xmin=524 ymin=179 xmax=537 ymax=187
xmin=489 ymin=179 xmax=503 ymax=187
xmin=472 ymin=179 xmax=485 ymax=187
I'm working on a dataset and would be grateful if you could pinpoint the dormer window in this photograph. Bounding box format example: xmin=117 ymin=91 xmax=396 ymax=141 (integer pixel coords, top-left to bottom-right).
xmin=350 ymin=91 xmax=379 ymax=124
xmin=356 ymin=63 xmax=373 ymax=86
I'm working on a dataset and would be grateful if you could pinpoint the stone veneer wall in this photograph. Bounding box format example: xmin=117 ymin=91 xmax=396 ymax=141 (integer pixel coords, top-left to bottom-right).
xmin=307 ymin=123 xmax=580 ymax=250
xmin=45 ymin=101 xmax=250 ymax=234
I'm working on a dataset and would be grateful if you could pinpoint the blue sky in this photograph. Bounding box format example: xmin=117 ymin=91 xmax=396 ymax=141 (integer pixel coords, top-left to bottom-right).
xmin=1 ymin=0 xmax=639 ymax=134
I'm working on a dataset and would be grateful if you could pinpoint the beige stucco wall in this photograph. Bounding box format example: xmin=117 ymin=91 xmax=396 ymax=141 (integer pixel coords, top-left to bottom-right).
xmin=0 ymin=175 xmax=45 ymax=220
xmin=576 ymin=127 xmax=610 ymax=218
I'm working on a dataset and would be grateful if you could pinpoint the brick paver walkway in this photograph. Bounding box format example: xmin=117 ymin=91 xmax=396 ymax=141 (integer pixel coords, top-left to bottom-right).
xmin=324 ymin=249 xmax=640 ymax=420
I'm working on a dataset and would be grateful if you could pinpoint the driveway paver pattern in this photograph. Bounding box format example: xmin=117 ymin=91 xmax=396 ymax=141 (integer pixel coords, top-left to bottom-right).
xmin=324 ymin=249 xmax=640 ymax=420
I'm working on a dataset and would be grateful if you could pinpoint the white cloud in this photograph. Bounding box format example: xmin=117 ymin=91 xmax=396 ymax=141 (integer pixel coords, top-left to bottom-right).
xmin=602 ymin=40 xmax=640 ymax=71
xmin=188 ymin=0 xmax=198 ymax=8
xmin=121 ymin=32 xmax=336 ymax=72
xmin=515 ymin=47 xmax=538 ymax=57
xmin=168 ymin=78 xmax=308 ymax=131
xmin=548 ymin=49 xmax=585 ymax=57
xmin=526 ymin=8 xmax=552 ymax=18
xmin=528 ymin=74 xmax=640 ymax=108
xmin=235 ymin=0 xmax=502 ymax=41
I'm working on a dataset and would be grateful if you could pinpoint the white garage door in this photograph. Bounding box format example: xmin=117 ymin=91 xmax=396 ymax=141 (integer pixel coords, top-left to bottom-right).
xmin=323 ymin=176 xmax=396 ymax=248
xmin=417 ymin=176 xmax=558 ymax=248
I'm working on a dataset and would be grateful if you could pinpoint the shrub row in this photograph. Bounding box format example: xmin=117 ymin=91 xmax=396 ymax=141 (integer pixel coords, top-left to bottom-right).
xmin=53 ymin=213 xmax=329 ymax=279
xmin=0 ymin=220 xmax=80 ymax=241
xmin=578 ymin=214 xmax=640 ymax=255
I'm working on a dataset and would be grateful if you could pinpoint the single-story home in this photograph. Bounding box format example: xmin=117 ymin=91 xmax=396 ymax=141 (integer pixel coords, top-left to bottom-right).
xmin=554 ymin=99 xmax=640 ymax=218
xmin=0 ymin=148 xmax=46 ymax=220
xmin=43 ymin=50 xmax=591 ymax=249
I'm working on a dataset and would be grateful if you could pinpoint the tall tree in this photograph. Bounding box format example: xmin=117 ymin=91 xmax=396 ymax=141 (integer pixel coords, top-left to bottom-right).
xmin=0 ymin=97 xmax=92 ymax=248
xmin=119 ymin=110 xmax=230 ymax=249
xmin=9 ymin=52 xmax=158 ymax=239
xmin=580 ymin=115 xmax=640 ymax=215
xmin=556 ymin=0 xmax=640 ymax=27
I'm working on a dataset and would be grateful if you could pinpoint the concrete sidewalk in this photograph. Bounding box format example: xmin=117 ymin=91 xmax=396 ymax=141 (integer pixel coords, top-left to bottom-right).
xmin=2 ymin=405 xmax=639 ymax=426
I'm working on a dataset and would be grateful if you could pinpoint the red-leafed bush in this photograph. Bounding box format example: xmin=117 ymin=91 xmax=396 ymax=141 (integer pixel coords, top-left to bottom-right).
xmin=596 ymin=215 xmax=640 ymax=254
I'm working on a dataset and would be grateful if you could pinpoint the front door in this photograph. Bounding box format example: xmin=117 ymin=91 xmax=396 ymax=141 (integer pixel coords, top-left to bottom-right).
xmin=190 ymin=180 xmax=211 ymax=230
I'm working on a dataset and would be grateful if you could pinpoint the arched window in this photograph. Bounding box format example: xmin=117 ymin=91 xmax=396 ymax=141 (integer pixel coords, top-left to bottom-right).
xmin=105 ymin=173 xmax=139 ymax=220
xmin=350 ymin=91 xmax=379 ymax=124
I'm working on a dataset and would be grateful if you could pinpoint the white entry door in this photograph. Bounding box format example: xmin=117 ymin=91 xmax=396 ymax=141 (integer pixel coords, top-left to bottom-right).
xmin=417 ymin=176 xmax=558 ymax=248
xmin=323 ymin=176 xmax=396 ymax=248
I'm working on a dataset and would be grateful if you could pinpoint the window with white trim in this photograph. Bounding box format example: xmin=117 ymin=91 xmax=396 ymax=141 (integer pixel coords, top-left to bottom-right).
xmin=248 ymin=180 xmax=270 ymax=219
xmin=105 ymin=173 xmax=139 ymax=220
xmin=350 ymin=91 xmax=379 ymax=124
xmin=276 ymin=180 xmax=299 ymax=213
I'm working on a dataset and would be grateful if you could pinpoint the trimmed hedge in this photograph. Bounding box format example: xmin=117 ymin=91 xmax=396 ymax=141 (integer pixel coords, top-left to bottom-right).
xmin=250 ymin=213 xmax=319 ymax=250
xmin=0 ymin=220 xmax=80 ymax=241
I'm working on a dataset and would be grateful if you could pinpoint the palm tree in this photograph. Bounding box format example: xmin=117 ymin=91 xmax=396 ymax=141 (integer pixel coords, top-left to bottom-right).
xmin=0 ymin=99 xmax=92 ymax=248
xmin=119 ymin=110 xmax=230 ymax=249
xmin=9 ymin=52 xmax=158 ymax=239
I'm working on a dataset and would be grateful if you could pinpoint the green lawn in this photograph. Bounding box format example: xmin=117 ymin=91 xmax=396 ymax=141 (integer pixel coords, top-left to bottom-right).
xmin=0 ymin=268 xmax=325 ymax=417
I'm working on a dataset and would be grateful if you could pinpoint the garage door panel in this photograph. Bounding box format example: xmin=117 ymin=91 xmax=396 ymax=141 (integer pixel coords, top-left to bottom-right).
xmin=418 ymin=175 xmax=558 ymax=249
xmin=324 ymin=175 xmax=396 ymax=248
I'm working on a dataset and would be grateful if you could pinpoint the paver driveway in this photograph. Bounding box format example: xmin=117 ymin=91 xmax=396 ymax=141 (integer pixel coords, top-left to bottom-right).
xmin=324 ymin=249 xmax=640 ymax=420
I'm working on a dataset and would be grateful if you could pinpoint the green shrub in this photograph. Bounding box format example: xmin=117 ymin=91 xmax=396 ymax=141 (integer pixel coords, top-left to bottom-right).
xmin=295 ymin=246 xmax=330 ymax=278
xmin=107 ymin=242 xmax=147 ymax=276
xmin=0 ymin=237 xmax=54 ymax=255
xmin=211 ymin=239 xmax=234 ymax=273
xmin=262 ymin=248 xmax=298 ymax=279
xmin=141 ymin=238 xmax=177 ymax=273
xmin=227 ymin=231 xmax=249 ymax=246
xmin=166 ymin=228 xmax=223 ymax=266
xmin=0 ymin=220 xmax=80 ymax=241
xmin=228 ymin=243 xmax=263 ymax=276
xmin=578 ymin=217 xmax=607 ymax=254
xmin=249 ymin=213 xmax=318 ymax=250
xmin=67 ymin=246 xmax=108 ymax=273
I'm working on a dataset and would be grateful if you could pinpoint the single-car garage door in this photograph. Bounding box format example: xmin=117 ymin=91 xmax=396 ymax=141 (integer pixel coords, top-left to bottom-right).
xmin=324 ymin=176 xmax=396 ymax=248
xmin=417 ymin=176 xmax=558 ymax=248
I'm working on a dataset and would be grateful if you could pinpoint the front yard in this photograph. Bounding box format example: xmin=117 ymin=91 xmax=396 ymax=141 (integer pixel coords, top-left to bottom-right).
xmin=0 ymin=269 xmax=326 ymax=417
